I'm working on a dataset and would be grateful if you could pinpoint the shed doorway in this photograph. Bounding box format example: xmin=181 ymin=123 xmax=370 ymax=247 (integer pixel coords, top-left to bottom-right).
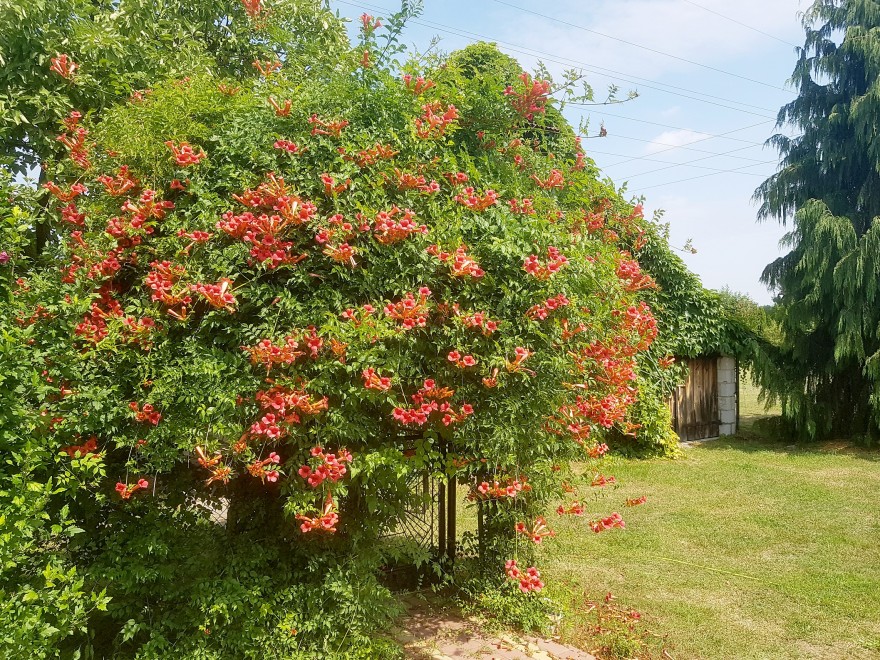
xmin=671 ymin=357 xmax=720 ymax=441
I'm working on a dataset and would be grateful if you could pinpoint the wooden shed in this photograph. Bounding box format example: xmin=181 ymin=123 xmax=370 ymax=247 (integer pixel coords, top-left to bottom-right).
xmin=670 ymin=356 xmax=738 ymax=441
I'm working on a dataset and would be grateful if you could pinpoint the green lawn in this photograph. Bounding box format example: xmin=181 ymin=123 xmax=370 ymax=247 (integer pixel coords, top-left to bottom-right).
xmin=544 ymin=437 xmax=880 ymax=659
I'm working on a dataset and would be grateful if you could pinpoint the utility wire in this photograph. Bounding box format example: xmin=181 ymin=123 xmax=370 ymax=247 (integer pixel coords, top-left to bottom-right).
xmin=580 ymin=111 xmax=775 ymax=146
xmin=336 ymin=0 xmax=785 ymax=116
xmin=679 ymin=0 xmax=800 ymax=48
xmin=614 ymin=142 xmax=774 ymax=177
xmin=634 ymin=162 xmax=776 ymax=191
xmin=608 ymin=133 xmax=770 ymax=163
xmin=608 ymin=122 xmax=768 ymax=167
xmin=489 ymin=0 xmax=794 ymax=92
xmin=587 ymin=147 xmax=776 ymax=176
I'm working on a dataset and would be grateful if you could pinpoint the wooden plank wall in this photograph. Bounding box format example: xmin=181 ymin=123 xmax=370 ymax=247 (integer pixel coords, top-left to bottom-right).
xmin=670 ymin=357 xmax=721 ymax=441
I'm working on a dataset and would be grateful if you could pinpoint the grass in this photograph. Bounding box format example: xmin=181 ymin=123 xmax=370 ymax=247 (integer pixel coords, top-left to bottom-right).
xmin=545 ymin=437 xmax=880 ymax=658
xmin=539 ymin=379 xmax=880 ymax=660
xmin=738 ymin=371 xmax=782 ymax=429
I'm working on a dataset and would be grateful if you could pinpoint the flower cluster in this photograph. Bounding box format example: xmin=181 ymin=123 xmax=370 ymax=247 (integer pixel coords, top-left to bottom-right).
xmin=415 ymin=102 xmax=458 ymax=139
xmin=269 ymin=97 xmax=291 ymax=116
xmin=97 ymin=166 xmax=139 ymax=196
xmin=371 ymin=206 xmax=428 ymax=244
xmin=362 ymin=367 xmax=393 ymax=391
xmin=74 ymin=289 xmax=123 ymax=343
xmin=472 ymin=476 xmax=532 ymax=500
xmin=505 ymin=346 xmax=534 ymax=375
xmin=115 ymin=479 xmax=149 ymax=500
xmin=341 ymin=142 xmax=398 ymax=167
xmin=531 ymin=169 xmax=565 ymax=190
xmin=298 ymin=446 xmax=353 ymax=488
xmin=252 ymin=59 xmax=281 ymax=77
xmin=129 ymin=401 xmax=161 ymax=425
xmin=447 ymin=350 xmax=477 ymax=368
xmin=590 ymin=473 xmax=617 ymax=487
xmin=388 ymin=168 xmax=430 ymax=192
xmin=503 ymin=71 xmax=551 ymax=121
xmin=458 ymin=310 xmax=499 ymax=335
xmin=626 ymin=496 xmax=647 ymax=507
xmin=505 ymin=560 xmax=544 ymax=593
xmin=43 ymin=181 xmax=89 ymax=202
xmin=217 ymin=202 xmax=311 ymax=270
xmin=296 ymin=492 xmax=339 ymax=533
xmin=393 ymin=379 xmax=473 ymax=426
xmin=616 ymin=258 xmax=656 ymax=291
xmin=556 ymin=501 xmax=585 ymax=516
xmin=508 ymin=197 xmax=536 ymax=215
xmin=247 ymin=452 xmax=281 ymax=483
xmin=190 ymin=279 xmax=236 ymax=310
xmin=615 ymin=302 xmax=658 ymax=351
xmin=165 ymin=140 xmax=206 ymax=167
xmin=384 ymin=287 xmax=431 ymax=330
xmin=340 ymin=303 xmax=376 ymax=326
xmin=427 ymin=244 xmax=485 ymax=278
xmin=360 ymin=12 xmax=381 ymax=33
xmin=454 ymin=187 xmax=498 ymax=211
xmin=589 ymin=512 xmax=626 ymax=533
xmin=273 ymin=139 xmax=300 ymax=154
xmin=195 ymin=446 xmax=232 ymax=485
xmin=253 ymin=385 xmax=328 ymax=431
xmin=526 ymin=293 xmax=570 ymax=320
xmin=50 ymin=53 xmax=78 ymax=79
xmin=320 ymin=173 xmax=350 ymax=196
xmin=523 ymin=247 xmax=568 ymax=279
xmin=309 ymin=114 xmax=349 ymax=137
xmin=403 ymin=74 xmax=435 ymax=94
xmin=61 ymin=436 xmax=99 ymax=458
xmin=55 ymin=112 xmax=91 ymax=168
xmin=515 ymin=516 xmax=555 ymax=544
xmin=242 ymin=336 xmax=304 ymax=369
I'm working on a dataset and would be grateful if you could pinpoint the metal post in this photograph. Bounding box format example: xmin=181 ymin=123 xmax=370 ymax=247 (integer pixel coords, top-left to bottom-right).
xmin=437 ymin=480 xmax=446 ymax=558
xmin=446 ymin=474 xmax=456 ymax=561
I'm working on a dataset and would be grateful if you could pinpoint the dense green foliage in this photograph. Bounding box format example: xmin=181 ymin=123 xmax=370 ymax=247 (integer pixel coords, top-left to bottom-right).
xmin=0 ymin=6 xmax=675 ymax=655
xmin=755 ymin=0 xmax=880 ymax=441
xmin=0 ymin=0 xmax=345 ymax=177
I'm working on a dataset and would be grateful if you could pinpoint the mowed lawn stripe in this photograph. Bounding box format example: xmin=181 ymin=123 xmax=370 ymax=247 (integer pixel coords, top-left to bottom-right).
xmin=543 ymin=438 xmax=880 ymax=659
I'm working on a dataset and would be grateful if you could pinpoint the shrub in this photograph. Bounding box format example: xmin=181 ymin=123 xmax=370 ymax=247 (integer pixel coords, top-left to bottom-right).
xmin=2 ymin=10 xmax=665 ymax=655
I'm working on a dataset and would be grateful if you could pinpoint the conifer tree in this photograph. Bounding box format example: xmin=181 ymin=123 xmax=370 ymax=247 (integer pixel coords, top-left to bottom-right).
xmin=755 ymin=0 xmax=880 ymax=440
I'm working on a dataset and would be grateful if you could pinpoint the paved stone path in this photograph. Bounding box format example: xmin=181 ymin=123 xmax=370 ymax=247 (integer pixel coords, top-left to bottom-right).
xmin=393 ymin=603 xmax=596 ymax=660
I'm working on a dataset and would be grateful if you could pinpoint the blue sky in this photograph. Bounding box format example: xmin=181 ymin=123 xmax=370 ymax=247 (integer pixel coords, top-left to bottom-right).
xmin=330 ymin=0 xmax=808 ymax=304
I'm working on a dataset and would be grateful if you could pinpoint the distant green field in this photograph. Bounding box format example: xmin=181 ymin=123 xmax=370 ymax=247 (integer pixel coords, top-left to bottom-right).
xmin=738 ymin=370 xmax=781 ymax=428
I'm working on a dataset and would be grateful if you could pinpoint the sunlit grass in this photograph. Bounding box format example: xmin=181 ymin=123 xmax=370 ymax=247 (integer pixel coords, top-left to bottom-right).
xmin=543 ymin=437 xmax=880 ymax=659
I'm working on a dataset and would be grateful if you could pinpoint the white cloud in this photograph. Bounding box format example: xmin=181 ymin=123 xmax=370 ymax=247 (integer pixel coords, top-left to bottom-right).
xmin=644 ymin=129 xmax=713 ymax=154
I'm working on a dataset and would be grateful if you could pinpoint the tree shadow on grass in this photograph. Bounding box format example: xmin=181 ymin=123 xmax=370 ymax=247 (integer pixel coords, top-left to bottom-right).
xmin=692 ymin=424 xmax=880 ymax=463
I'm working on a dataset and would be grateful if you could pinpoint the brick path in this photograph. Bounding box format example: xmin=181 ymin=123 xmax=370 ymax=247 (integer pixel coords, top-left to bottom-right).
xmin=393 ymin=604 xmax=596 ymax=660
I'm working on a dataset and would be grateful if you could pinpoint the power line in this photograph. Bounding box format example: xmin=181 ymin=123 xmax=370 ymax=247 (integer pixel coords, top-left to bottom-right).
xmin=634 ymin=163 xmax=776 ymax=191
xmin=566 ymin=97 xmax=775 ymax=121
xmin=336 ymin=0 xmax=786 ymax=117
xmin=679 ymin=0 xmax=800 ymax=48
xmin=620 ymin=153 xmax=778 ymax=180
xmin=604 ymin=126 xmax=775 ymax=168
xmin=489 ymin=0 xmax=794 ymax=93
xmin=614 ymin=141 xmax=775 ymax=177
xmin=577 ymin=110 xmax=775 ymax=146
xmin=608 ymin=133 xmax=770 ymax=163
xmin=586 ymin=148 xmax=777 ymax=176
